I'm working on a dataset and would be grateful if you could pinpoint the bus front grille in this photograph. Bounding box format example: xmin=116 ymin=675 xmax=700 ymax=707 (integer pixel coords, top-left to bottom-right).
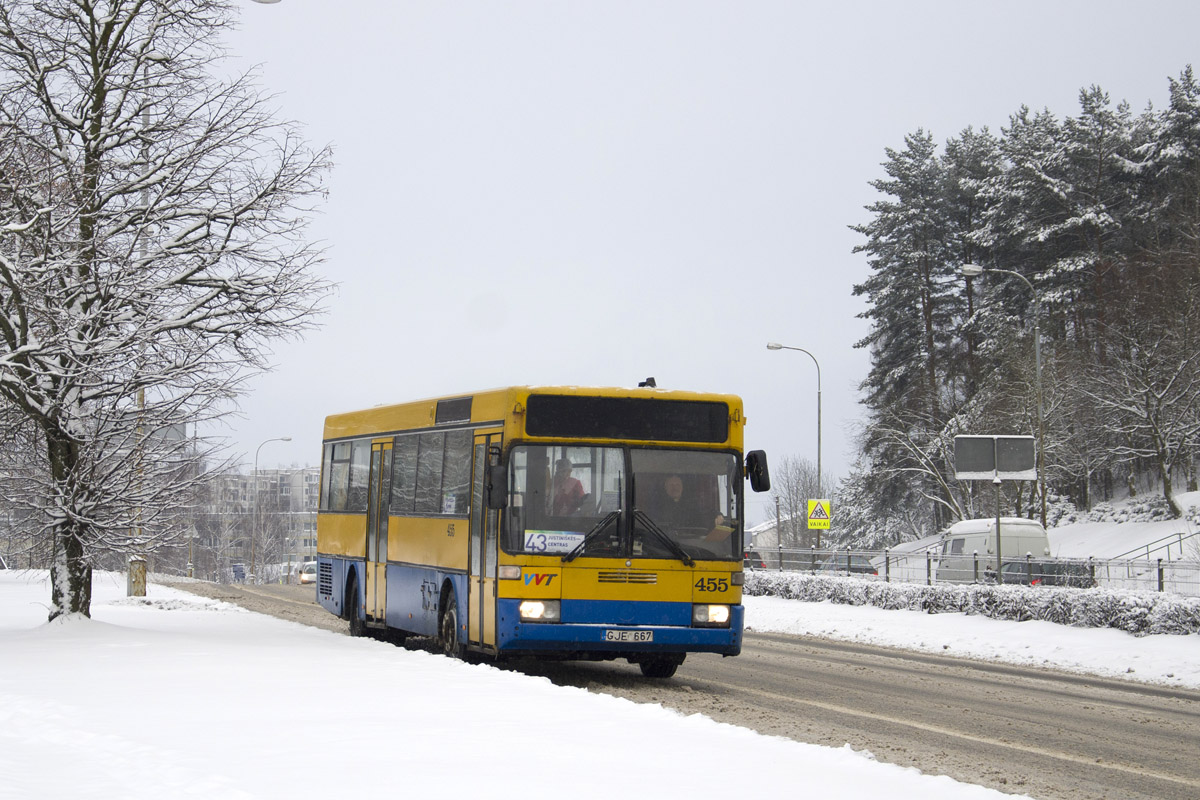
xmin=597 ymin=570 xmax=657 ymax=584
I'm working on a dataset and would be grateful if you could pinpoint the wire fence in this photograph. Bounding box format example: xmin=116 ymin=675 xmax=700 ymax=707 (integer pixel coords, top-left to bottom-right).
xmin=746 ymin=547 xmax=1200 ymax=597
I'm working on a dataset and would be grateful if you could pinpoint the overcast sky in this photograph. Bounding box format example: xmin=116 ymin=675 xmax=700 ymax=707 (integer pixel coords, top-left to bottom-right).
xmin=222 ymin=1 xmax=1200 ymax=522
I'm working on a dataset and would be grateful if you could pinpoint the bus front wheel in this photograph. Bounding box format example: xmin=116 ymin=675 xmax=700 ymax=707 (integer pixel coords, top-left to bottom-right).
xmin=638 ymin=656 xmax=684 ymax=679
xmin=439 ymin=590 xmax=465 ymax=659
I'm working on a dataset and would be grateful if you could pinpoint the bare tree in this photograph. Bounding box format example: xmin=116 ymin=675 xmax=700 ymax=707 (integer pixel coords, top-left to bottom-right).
xmin=767 ymin=455 xmax=822 ymax=548
xmin=0 ymin=1 xmax=331 ymax=618
xmin=1085 ymin=314 xmax=1200 ymax=518
xmin=863 ymin=408 xmax=970 ymax=524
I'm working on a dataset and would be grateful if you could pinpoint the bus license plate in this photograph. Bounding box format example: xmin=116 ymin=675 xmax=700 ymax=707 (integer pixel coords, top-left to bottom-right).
xmin=605 ymin=630 xmax=652 ymax=643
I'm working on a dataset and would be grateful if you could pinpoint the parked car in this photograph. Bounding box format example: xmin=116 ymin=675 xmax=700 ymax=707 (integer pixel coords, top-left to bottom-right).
xmin=818 ymin=554 xmax=879 ymax=577
xmin=1001 ymin=559 xmax=1096 ymax=588
xmin=743 ymin=550 xmax=766 ymax=569
xmin=936 ymin=518 xmax=1051 ymax=584
xmin=298 ymin=561 xmax=318 ymax=585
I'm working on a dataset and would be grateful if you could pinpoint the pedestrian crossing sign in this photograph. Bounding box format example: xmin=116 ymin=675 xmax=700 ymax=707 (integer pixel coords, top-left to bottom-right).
xmin=807 ymin=499 xmax=831 ymax=529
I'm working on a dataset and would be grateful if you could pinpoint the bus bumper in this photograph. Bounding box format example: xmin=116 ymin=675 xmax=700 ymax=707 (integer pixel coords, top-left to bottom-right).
xmin=495 ymin=599 xmax=743 ymax=656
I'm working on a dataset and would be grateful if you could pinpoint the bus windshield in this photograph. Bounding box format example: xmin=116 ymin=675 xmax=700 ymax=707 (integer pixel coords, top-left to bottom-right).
xmin=502 ymin=445 xmax=741 ymax=561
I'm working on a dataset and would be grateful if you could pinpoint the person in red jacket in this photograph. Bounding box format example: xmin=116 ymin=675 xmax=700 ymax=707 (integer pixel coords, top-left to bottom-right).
xmin=551 ymin=458 xmax=586 ymax=515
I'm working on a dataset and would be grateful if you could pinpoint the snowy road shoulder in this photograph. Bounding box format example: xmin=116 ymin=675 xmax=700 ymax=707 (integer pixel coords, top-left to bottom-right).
xmin=744 ymin=595 xmax=1200 ymax=689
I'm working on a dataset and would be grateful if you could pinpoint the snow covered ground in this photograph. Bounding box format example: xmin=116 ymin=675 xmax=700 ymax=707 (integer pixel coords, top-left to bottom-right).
xmin=747 ymin=594 xmax=1200 ymax=689
xmin=1040 ymin=490 xmax=1199 ymax=560
xmin=4 ymin=571 xmax=1197 ymax=799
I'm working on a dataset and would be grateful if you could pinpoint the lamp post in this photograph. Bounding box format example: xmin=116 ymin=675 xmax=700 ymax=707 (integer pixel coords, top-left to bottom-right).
xmin=251 ymin=436 xmax=291 ymax=584
xmin=766 ymin=342 xmax=822 ymax=547
xmin=961 ymin=264 xmax=1045 ymax=528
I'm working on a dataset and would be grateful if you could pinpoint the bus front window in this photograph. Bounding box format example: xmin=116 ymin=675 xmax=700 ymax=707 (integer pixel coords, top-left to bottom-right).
xmin=503 ymin=445 xmax=625 ymax=555
xmin=631 ymin=450 xmax=741 ymax=561
xmin=501 ymin=445 xmax=741 ymax=561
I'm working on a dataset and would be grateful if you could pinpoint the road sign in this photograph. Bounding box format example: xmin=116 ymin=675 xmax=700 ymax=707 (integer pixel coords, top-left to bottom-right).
xmin=807 ymin=499 xmax=831 ymax=529
xmin=953 ymin=435 xmax=1036 ymax=481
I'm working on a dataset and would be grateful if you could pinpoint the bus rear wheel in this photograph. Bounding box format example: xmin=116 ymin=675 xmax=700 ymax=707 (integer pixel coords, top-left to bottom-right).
xmin=439 ymin=590 xmax=465 ymax=659
xmin=638 ymin=656 xmax=684 ymax=679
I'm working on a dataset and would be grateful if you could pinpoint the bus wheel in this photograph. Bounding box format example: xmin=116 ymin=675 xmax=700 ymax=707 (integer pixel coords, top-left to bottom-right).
xmin=439 ymin=590 xmax=464 ymax=659
xmin=639 ymin=656 xmax=682 ymax=679
xmin=347 ymin=577 xmax=365 ymax=638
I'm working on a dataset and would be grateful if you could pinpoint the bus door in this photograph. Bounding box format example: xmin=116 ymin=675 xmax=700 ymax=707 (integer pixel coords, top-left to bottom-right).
xmin=365 ymin=441 xmax=393 ymax=622
xmin=469 ymin=432 xmax=501 ymax=648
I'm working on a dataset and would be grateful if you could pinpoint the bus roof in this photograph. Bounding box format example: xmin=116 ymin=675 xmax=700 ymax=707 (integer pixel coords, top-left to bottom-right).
xmin=322 ymin=385 xmax=746 ymax=444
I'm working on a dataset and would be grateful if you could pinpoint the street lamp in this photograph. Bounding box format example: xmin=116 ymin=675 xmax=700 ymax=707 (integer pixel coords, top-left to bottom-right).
xmin=766 ymin=342 xmax=822 ymax=546
xmin=961 ymin=263 xmax=1045 ymax=527
xmin=251 ymin=436 xmax=291 ymax=583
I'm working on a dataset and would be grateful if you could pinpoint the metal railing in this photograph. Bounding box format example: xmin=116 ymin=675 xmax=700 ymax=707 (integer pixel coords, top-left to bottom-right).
xmin=748 ymin=547 xmax=1200 ymax=597
xmin=1110 ymin=528 xmax=1200 ymax=561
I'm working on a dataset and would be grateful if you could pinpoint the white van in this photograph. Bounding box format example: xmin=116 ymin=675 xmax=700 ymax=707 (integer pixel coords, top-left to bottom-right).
xmin=935 ymin=517 xmax=1051 ymax=584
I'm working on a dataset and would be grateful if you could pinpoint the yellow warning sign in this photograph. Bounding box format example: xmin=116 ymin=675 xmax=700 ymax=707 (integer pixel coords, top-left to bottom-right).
xmin=807 ymin=499 xmax=831 ymax=530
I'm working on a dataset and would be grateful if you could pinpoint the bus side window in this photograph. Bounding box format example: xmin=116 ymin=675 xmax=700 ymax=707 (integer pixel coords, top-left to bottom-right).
xmin=415 ymin=432 xmax=446 ymax=514
xmin=319 ymin=443 xmax=334 ymax=511
xmin=441 ymin=429 xmax=473 ymax=515
xmin=391 ymin=435 xmax=418 ymax=515
xmin=346 ymin=440 xmax=371 ymax=512
xmin=327 ymin=441 xmax=352 ymax=512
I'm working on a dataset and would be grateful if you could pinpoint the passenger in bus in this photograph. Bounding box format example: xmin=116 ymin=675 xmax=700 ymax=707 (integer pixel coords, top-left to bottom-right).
xmin=551 ymin=458 xmax=586 ymax=515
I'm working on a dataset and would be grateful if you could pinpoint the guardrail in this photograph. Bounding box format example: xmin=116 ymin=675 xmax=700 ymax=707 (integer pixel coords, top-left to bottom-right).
xmin=749 ymin=547 xmax=1200 ymax=597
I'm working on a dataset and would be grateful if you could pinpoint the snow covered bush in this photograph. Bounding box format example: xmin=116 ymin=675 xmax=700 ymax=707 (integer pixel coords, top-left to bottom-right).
xmin=744 ymin=572 xmax=1200 ymax=636
xmin=1043 ymin=494 xmax=1078 ymax=528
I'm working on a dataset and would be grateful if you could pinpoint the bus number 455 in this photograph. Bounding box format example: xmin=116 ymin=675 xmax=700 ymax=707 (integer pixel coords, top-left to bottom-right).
xmin=694 ymin=577 xmax=729 ymax=593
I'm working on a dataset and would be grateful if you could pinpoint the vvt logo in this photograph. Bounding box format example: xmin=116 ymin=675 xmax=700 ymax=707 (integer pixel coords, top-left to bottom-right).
xmin=524 ymin=573 xmax=557 ymax=586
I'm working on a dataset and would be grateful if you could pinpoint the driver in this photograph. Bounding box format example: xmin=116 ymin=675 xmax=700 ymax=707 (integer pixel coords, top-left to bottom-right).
xmin=654 ymin=474 xmax=724 ymax=533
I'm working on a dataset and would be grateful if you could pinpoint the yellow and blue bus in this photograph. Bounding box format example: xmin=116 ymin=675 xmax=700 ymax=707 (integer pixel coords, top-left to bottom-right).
xmin=315 ymin=385 xmax=770 ymax=678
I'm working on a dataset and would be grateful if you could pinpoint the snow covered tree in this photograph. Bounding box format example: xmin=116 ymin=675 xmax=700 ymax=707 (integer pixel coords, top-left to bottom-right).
xmin=850 ymin=67 xmax=1200 ymax=538
xmin=852 ymin=130 xmax=960 ymax=420
xmin=942 ymin=126 xmax=1002 ymax=397
xmin=1085 ymin=279 xmax=1200 ymax=517
xmin=0 ymin=0 xmax=331 ymax=619
xmin=852 ymin=130 xmax=966 ymax=530
xmin=1048 ymin=350 xmax=1119 ymax=511
xmin=830 ymin=454 xmax=934 ymax=548
xmin=1150 ymin=67 xmax=1200 ymax=254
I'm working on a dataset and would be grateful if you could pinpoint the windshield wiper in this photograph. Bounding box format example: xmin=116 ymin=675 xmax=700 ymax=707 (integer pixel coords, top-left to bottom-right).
xmin=561 ymin=510 xmax=622 ymax=563
xmin=632 ymin=509 xmax=695 ymax=567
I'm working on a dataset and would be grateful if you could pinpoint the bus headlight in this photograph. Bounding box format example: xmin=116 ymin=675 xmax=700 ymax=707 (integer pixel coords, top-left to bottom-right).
xmin=519 ymin=600 xmax=561 ymax=623
xmin=692 ymin=604 xmax=731 ymax=627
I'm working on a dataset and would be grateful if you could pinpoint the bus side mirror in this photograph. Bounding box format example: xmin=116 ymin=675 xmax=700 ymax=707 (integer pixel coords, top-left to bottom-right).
xmin=745 ymin=450 xmax=770 ymax=493
xmin=486 ymin=464 xmax=508 ymax=509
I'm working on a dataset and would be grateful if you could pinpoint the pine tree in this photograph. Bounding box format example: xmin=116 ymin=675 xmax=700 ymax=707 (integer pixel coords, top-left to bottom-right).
xmin=851 ymin=130 xmax=964 ymax=529
xmin=942 ymin=126 xmax=1003 ymax=398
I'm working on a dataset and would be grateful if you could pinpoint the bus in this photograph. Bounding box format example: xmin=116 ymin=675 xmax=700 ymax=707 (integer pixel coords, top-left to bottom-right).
xmin=315 ymin=385 xmax=770 ymax=678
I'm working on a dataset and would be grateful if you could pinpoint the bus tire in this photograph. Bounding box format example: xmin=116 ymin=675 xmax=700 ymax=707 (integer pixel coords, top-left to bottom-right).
xmin=346 ymin=575 xmax=365 ymax=638
xmin=439 ymin=588 xmax=465 ymax=659
xmin=639 ymin=657 xmax=682 ymax=679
